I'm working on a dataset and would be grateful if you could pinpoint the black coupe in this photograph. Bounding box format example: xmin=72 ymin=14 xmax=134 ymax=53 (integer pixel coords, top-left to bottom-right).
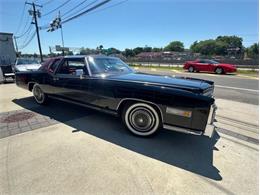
xmin=15 ymin=55 xmax=217 ymax=137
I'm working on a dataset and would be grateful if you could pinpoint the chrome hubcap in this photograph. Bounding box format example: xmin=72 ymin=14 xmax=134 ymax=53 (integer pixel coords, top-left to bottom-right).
xmin=129 ymin=107 xmax=155 ymax=132
xmin=33 ymin=86 xmax=44 ymax=102
xmin=216 ymin=69 xmax=221 ymax=74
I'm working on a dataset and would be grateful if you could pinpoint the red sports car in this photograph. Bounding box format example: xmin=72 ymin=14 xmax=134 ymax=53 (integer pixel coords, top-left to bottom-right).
xmin=183 ymin=59 xmax=237 ymax=74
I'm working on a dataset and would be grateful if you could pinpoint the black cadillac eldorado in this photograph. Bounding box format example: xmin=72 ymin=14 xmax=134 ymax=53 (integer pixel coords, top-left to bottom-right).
xmin=15 ymin=55 xmax=217 ymax=137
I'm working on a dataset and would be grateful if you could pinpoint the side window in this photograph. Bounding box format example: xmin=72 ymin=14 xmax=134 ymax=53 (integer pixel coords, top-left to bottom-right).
xmin=49 ymin=59 xmax=61 ymax=73
xmin=198 ymin=60 xmax=205 ymax=63
xmin=57 ymin=58 xmax=88 ymax=75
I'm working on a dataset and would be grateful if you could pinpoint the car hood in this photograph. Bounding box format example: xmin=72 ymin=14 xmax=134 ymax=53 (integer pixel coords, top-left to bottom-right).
xmin=15 ymin=64 xmax=41 ymax=71
xmin=107 ymin=72 xmax=213 ymax=93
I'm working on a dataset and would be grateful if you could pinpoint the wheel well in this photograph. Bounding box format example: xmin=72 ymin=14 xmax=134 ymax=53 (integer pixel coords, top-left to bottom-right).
xmin=28 ymin=82 xmax=36 ymax=92
xmin=117 ymin=99 xmax=163 ymax=123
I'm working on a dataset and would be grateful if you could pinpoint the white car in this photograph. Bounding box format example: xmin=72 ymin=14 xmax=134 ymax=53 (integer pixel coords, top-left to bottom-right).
xmin=14 ymin=58 xmax=41 ymax=72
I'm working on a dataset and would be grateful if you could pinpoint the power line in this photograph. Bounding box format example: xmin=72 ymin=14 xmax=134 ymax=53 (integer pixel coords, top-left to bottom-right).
xmin=14 ymin=1 xmax=27 ymax=35
xmin=18 ymin=31 xmax=36 ymax=50
xmin=42 ymin=0 xmax=71 ymax=17
xmin=42 ymin=0 xmax=54 ymax=6
xmin=62 ymin=0 xmax=91 ymax=17
xmin=15 ymin=22 xmax=33 ymax=39
xmin=62 ymin=0 xmax=111 ymax=24
xmin=19 ymin=15 xmax=31 ymax=35
xmin=40 ymin=0 xmax=97 ymax=29
xmin=62 ymin=0 xmax=99 ymax=20
xmin=87 ymin=0 xmax=128 ymax=16
xmin=21 ymin=25 xmax=33 ymax=44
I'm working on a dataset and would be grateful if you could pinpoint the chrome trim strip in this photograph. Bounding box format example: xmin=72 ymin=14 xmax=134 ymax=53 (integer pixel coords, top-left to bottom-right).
xmin=116 ymin=98 xmax=164 ymax=122
xmin=163 ymin=124 xmax=203 ymax=135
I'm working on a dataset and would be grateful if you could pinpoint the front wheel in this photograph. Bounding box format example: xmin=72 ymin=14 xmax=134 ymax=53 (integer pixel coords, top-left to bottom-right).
xmin=215 ymin=67 xmax=224 ymax=74
xmin=32 ymin=84 xmax=48 ymax=105
xmin=188 ymin=66 xmax=195 ymax=72
xmin=122 ymin=102 xmax=161 ymax=136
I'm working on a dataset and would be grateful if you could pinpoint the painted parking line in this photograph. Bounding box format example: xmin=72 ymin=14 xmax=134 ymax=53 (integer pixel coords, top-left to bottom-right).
xmin=151 ymin=68 xmax=157 ymax=71
xmin=237 ymin=74 xmax=259 ymax=80
xmin=215 ymin=85 xmax=259 ymax=92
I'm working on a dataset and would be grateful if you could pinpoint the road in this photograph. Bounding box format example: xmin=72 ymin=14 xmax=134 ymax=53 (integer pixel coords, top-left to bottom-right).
xmin=136 ymin=67 xmax=259 ymax=105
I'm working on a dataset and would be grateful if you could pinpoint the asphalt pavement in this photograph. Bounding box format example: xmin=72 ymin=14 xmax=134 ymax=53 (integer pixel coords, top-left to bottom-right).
xmin=136 ymin=67 xmax=259 ymax=105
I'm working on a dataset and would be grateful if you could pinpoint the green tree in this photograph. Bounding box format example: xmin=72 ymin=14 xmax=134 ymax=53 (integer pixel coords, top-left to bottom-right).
xmin=123 ymin=48 xmax=135 ymax=57
xmin=190 ymin=36 xmax=243 ymax=56
xmin=246 ymin=43 xmax=259 ymax=58
xmin=164 ymin=41 xmax=184 ymax=52
xmin=216 ymin=36 xmax=243 ymax=49
xmin=143 ymin=46 xmax=152 ymax=52
xmin=133 ymin=47 xmax=144 ymax=55
xmin=106 ymin=47 xmax=121 ymax=55
xmin=152 ymin=47 xmax=163 ymax=52
xmin=190 ymin=41 xmax=199 ymax=53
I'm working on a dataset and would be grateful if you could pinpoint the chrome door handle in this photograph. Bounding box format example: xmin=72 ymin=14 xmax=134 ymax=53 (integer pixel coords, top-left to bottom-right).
xmin=53 ymin=77 xmax=59 ymax=81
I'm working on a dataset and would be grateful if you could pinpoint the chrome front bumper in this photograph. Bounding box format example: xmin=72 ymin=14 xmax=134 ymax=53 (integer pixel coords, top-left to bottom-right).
xmin=204 ymin=103 xmax=217 ymax=137
xmin=163 ymin=103 xmax=217 ymax=137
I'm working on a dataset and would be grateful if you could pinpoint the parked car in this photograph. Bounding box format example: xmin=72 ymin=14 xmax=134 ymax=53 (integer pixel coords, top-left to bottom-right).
xmin=13 ymin=58 xmax=41 ymax=72
xmin=183 ymin=59 xmax=237 ymax=74
xmin=15 ymin=55 xmax=217 ymax=137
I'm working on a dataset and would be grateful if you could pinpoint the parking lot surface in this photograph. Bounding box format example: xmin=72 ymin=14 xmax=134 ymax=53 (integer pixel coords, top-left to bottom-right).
xmin=0 ymin=83 xmax=259 ymax=194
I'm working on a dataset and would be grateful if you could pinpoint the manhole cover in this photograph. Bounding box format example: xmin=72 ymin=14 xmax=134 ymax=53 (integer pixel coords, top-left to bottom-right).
xmin=1 ymin=112 xmax=35 ymax=123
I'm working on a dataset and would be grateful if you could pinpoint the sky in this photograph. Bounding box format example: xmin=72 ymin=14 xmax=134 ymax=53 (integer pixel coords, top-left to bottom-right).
xmin=0 ymin=0 xmax=259 ymax=54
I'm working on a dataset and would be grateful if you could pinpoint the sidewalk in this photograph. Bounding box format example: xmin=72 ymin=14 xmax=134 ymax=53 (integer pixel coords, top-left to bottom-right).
xmin=215 ymin=99 xmax=259 ymax=142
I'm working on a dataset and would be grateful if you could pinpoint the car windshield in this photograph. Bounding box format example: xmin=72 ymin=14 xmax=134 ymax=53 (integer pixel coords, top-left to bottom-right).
xmin=88 ymin=57 xmax=133 ymax=75
xmin=16 ymin=59 xmax=39 ymax=65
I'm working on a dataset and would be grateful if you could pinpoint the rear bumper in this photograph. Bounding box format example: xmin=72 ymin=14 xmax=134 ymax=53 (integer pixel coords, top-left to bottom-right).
xmin=163 ymin=103 xmax=217 ymax=137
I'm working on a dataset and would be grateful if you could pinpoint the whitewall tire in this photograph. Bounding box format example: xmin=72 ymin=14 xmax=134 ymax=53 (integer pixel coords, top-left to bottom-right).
xmin=32 ymin=84 xmax=48 ymax=104
xmin=123 ymin=103 xmax=160 ymax=136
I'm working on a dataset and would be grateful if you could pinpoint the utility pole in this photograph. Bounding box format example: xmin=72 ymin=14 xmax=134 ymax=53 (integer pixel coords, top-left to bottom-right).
xmin=59 ymin=11 xmax=65 ymax=56
xmin=26 ymin=2 xmax=43 ymax=62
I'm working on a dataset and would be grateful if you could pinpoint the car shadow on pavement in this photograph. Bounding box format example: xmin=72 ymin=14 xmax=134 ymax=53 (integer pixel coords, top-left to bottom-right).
xmin=13 ymin=97 xmax=222 ymax=181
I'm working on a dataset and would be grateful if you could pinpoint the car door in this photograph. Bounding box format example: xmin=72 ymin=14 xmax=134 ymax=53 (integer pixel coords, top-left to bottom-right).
xmin=196 ymin=60 xmax=211 ymax=71
xmin=51 ymin=57 xmax=89 ymax=102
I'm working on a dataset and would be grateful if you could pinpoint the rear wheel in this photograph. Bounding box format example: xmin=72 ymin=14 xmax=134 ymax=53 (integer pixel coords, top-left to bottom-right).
xmin=32 ymin=84 xmax=48 ymax=105
xmin=215 ymin=67 xmax=223 ymax=74
xmin=122 ymin=102 xmax=161 ymax=136
xmin=188 ymin=66 xmax=194 ymax=72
